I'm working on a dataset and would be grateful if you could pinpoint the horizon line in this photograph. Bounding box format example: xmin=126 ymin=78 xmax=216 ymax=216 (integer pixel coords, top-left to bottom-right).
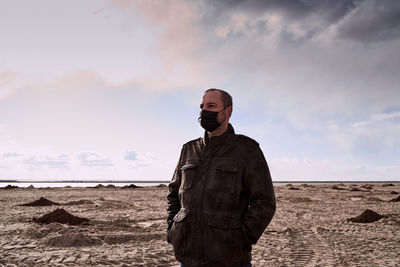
xmin=1 ymin=179 xmax=400 ymax=183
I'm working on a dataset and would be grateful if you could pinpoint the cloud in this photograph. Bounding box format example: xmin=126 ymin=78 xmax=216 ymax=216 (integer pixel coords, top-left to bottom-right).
xmin=0 ymin=147 xmax=170 ymax=180
xmin=203 ymin=0 xmax=355 ymax=23
xmin=204 ymin=0 xmax=400 ymax=44
xmin=370 ymin=111 xmax=400 ymax=122
xmin=0 ymin=72 xmax=18 ymax=99
xmin=120 ymin=151 xmax=157 ymax=169
xmin=326 ymin=111 xmax=400 ymax=164
xmin=22 ymin=154 xmax=70 ymax=169
xmin=333 ymin=0 xmax=400 ymax=43
xmin=124 ymin=150 xmax=137 ymax=160
xmin=1 ymin=152 xmax=20 ymax=159
xmin=78 ymin=152 xmax=113 ymax=167
xmin=1 ymin=0 xmax=399 ymax=182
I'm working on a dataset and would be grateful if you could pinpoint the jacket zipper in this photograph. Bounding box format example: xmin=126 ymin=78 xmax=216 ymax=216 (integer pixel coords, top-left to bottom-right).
xmin=199 ymin=145 xmax=218 ymax=263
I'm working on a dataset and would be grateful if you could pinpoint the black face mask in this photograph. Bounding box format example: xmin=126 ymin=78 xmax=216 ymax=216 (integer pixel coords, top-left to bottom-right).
xmin=198 ymin=109 xmax=225 ymax=132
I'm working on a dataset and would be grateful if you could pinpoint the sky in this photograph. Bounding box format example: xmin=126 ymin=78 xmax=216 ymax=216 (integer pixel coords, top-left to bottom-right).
xmin=1 ymin=0 xmax=400 ymax=182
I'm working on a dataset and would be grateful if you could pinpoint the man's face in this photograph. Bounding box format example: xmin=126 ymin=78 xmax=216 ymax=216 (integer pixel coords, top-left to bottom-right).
xmin=200 ymin=91 xmax=231 ymax=126
xmin=200 ymin=91 xmax=224 ymax=112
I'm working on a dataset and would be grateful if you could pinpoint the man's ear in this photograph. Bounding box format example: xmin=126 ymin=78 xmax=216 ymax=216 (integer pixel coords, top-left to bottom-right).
xmin=226 ymin=106 xmax=233 ymax=118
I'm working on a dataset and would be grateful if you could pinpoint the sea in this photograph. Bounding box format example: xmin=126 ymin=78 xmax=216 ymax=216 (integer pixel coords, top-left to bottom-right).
xmin=0 ymin=181 xmax=169 ymax=188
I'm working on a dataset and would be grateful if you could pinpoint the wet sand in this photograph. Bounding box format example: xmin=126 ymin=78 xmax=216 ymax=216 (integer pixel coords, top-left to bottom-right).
xmin=1 ymin=183 xmax=399 ymax=266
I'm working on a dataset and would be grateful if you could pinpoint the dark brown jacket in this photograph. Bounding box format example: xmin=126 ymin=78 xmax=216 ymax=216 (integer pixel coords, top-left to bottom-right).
xmin=167 ymin=124 xmax=276 ymax=267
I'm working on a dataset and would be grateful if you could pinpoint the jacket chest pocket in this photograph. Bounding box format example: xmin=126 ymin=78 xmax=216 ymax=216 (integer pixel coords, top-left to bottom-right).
xmin=209 ymin=160 xmax=239 ymax=193
xmin=180 ymin=162 xmax=198 ymax=190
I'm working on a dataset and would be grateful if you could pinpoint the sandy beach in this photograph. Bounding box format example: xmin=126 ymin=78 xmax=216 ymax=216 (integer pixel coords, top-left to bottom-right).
xmin=1 ymin=183 xmax=399 ymax=266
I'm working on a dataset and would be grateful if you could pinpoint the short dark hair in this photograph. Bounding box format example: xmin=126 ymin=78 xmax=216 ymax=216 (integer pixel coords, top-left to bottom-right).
xmin=204 ymin=88 xmax=233 ymax=109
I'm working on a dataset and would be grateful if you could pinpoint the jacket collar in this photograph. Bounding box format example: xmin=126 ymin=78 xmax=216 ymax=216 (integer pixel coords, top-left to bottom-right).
xmin=203 ymin=123 xmax=235 ymax=146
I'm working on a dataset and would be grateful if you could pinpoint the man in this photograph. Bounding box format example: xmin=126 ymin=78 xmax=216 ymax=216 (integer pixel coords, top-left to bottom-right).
xmin=167 ymin=89 xmax=276 ymax=267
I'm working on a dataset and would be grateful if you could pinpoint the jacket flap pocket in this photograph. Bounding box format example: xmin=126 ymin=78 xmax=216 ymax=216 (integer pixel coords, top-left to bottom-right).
xmin=215 ymin=165 xmax=238 ymax=172
xmin=214 ymin=159 xmax=239 ymax=172
xmin=173 ymin=209 xmax=187 ymax=222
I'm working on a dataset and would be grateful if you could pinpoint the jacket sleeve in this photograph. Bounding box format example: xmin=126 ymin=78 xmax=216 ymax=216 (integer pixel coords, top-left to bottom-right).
xmin=242 ymin=143 xmax=276 ymax=247
xmin=166 ymin=146 xmax=184 ymax=242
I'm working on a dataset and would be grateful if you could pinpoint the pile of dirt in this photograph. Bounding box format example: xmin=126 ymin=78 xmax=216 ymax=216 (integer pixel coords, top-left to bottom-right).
xmin=390 ymin=191 xmax=399 ymax=195
xmin=382 ymin=183 xmax=394 ymax=187
xmin=101 ymin=234 xmax=137 ymax=244
xmin=367 ymin=197 xmax=383 ymax=202
xmin=350 ymin=187 xmax=361 ymax=191
xmin=123 ymin=184 xmax=141 ymax=189
xmin=21 ymin=197 xmax=59 ymax=206
xmin=62 ymin=199 xmax=94 ymax=205
xmin=34 ymin=208 xmax=89 ymax=225
xmin=348 ymin=209 xmax=384 ymax=223
xmin=331 ymin=185 xmax=345 ymax=190
xmin=389 ymin=196 xmax=400 ymax=202
xmin=24 ymin=224 xmax=66 ymax=239
xmin=1 ymin=185 xmax=19 ymax=189
xmin=289 ymin=197 xmax=313 ymax=203
xmin=156 ymin=184 xmax=167 ymax=188
xmin=361 ymin=184 xmax=373 ymax=189
xmin=288 ymin=186 xmax=300 ymax=190
xmin=42 ymin=233 xmax=102 ymax=247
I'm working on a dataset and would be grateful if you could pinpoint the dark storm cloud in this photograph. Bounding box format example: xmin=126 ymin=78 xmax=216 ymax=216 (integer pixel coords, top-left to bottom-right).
xmin=202 ymin=0 xmax=356 ymax=21
xmin=335 ymin=0 xmax=400 ymax=42
xmin=201 ymin=0 xmax=400 ymax=43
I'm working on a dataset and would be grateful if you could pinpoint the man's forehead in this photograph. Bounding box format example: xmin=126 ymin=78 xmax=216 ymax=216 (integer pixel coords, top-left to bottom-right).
xmin=202 ymin=91 xmax=222 ymax=104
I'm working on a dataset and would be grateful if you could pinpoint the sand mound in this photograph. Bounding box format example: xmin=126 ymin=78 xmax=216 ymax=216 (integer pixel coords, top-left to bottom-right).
xmin=389 ymin=196 xmax=400 ymax=202
xmin=362 ymin=184 xmax=373 ymax=189
xmin=1 ymin=185 xmax=19 ymax=189
xmin=24 ymin=224 xmax=67 ymax=239
xmin=21 ymin=197 xmax=59 ymax=206
xmin=34 ymin=208 xmax=89 ymax=225
xmin=348 ymin=209 xmax=384 ymax=223
xmin=27 ymin=185 xmax=35 ymax=189
xmin=42 ymin=233 xmax=102 ymax=247
xmin=350 ymin=187 xmax=361 ymax=191
xmin=367 ymin=197 xmax=383 ymax=202
xmin=288 ymin=186 xmax=300 ymax=190
xmin=331 ymin=185 xmax=345 ymax=190
xmin=62 ymin=200 xmax=94 ymax=205
xmin=123 ymin=184 xmax=141 ymax=189
xmin=156 ymin=184 xmax=167 ymax=188
xmin=289 ymin=197 xmax=313 ymax=203
xmin=101 ymin=234 xmax=137 ymax=244
xmin=382 ymin=183 xmax=394 ymax=187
